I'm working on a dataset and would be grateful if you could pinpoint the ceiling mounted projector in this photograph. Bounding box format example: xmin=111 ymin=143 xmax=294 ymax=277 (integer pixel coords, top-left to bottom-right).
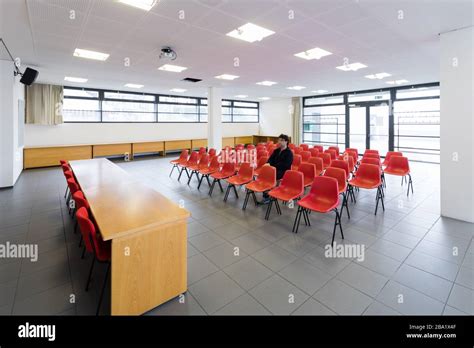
xmin=159 ymin=47 xmax=177 ymax=61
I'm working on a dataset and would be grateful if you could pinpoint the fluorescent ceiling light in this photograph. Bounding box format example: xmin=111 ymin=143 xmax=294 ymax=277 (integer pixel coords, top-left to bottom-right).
xmin=73 ymin=48 xmax=109 ymax=61
xmin=311 ymin=89 xmax=328 ymax=94
xmin=365 ymin=72 xmax=391 ymax=80
xmin=170 ymin=88 xmax=187 ymax=93
xmin=124 ymin=83 xmax=144 ymax=88
xmin=287 ymin=86 xmax=306 ymax=90
xmin=294 ymin=47 xmax=332 ymax=60
xmin=336 ymin=62 xmax=367 ymax=71
xmin=386 ymin=79 xmax=409 ymax=85
xmin=256 ymin=80 xmax=277 ymax=86
xmin=118 ymin=0 xmax=158 ymax=11
xmin=158 ymin=64 xmax=187 ymax=73
xmin=235 ymin=95 xmax=248 ymax=98
xmin=215 ymin=74 xmax=239 ymax=80
xmin=259 ymin=97 xmax=271 ymax=100
xmin=64 ymin=76 xmax=88 ymax=83
xmin=226 ymin=23 xmax=275 ymax=43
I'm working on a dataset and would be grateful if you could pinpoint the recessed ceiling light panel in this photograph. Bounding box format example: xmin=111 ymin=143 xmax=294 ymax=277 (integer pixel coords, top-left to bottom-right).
xmin=215 ymin=74 xmax=239 ymax=80
xmin=226 ymin=23 xmax=275 ymax=43
xmin=234 ymin=95 xmax=248 ymax=98
xmin=124 ymin=83 xmax=144 ymax=88
xmin=294 ymin=47 xmax=332 ymax=60
xmin=170 ymin=88 xmax=187 ymax=92
xmin=73 ymin=48 xmax=109 ymax=61
xmin=64 ymin=76 xmax=88 ymax=83
xmin=259 ymin=97 xmax=271 ymax=100
xmin=365 ymin=72 xmax=391 ymax=80
xmin=311 ymin=89 xmax=328 ymax=94
xmin=386 ymin=79 xmax=409 ymax=85
xmin=287 ymin=86 xmax=306 ymax=90
xmin=158 ymin=64 xmax=187 ymax=72
xmin=118 ymin=0 xmax=158 ymax=11
xmin=336 ymin=62 xmax=367 ymax=71
xmin=256 ymin=80 xmax=277 ymax=86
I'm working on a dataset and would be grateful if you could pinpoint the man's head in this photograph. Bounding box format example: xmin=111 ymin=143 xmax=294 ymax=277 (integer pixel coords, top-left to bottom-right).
xmin=278 ymin=134 xmax=290 ymax=149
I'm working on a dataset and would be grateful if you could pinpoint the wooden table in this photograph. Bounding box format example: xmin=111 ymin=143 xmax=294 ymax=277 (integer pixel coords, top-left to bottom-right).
xmin=69 ymin=158 xmax=190 ymax=315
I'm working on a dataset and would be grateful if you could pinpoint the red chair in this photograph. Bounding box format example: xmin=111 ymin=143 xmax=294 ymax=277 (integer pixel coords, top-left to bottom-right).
xmin=61 ymin=163 xmax=72 ymax=199
xmin=360 ymin=157 xmax=380 ymax=166
xmin=288 ymin=143 xmax=296 ymax=150
xmin=292 ymin=154 xmax=302 ymax=170
xmin=208 ymin=148 xmax=217 ymax=158
xmin=364 ymin=149 xmax=379 ymax=156
xmin=309 ymin=148 xmax=319 ymax=158
xmin=308 ymin=157 xmax=323 ymax=176
xmin=345 ymin=149 xmax=359 ymax=164
xmin=76 ymin=207 xmax=111 ymax=315
xmin=325 ymin=149 xmax=337 ymax=161
xmin=66 ymin=177 xmax=80 ymax=215
xmin=169 ymin=150 xmax=189 ymax=177
xmin=243 ymin=165 xmax=276 ymax=210
xmin=292 ymin=176 xmax=343 ymax=246
xmin=349 ymin=164 xmax=384 ymax=215
xmin=383 ymin=156 xmax=413 ymax=196
xmin=324 ymin=167 xmax=350 ymax=219
xmin=178 ymin=151 xmax=199 ymax=181
xmin=294 ymin=147 xmax=303 ymax=155
xmin=346 ymin=156 xmax=355 ymax=174
xmin=209 ymin=162 xmax=235 ymax=196
xmin=257 ymin=150 xmax=269 ymax=159
xmin=363 ymin=152 xmax=380 ymax=160
xmin=330 ymin=160 xmax=350 ymax=180
xmin=300 ymin=144 xmax=310 ymax=151
xmin=328 ymin=146 xmax=340 ymax=156
xmin=198 ymin=156 xmax=220 ymax=190
xmin=72 ymin=190 xmax=90 ymax=233
xmin=224 ymin=162 xmax=254 ymax=202
xmin=254 ymin=156 xmax=269 ymax=176
xmin=382 ymin=151 xmax=403 ymax=167
xmin=313 ymin=145 xmax=324 ymax=153
xmin=247 ymin=144 xmax=255 ymax=150
xmin=298 ymin=163 xmax=316 ymax=188
xmin=266 ymin=170 xmax=304 ymax=220
xmin=198 ymin=147 xmax=207 ymax=155
xmin=187 ymin=153 xmax=209 ymax=185
xmin=301 ymin=151 xmax=311 ymax=163
xmin=317 ymin=153 xmax=331 ymax=169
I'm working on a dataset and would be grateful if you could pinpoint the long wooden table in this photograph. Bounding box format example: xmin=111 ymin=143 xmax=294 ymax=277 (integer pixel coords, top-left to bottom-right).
xmin=69 ymin=158 xmax=190 ymax=315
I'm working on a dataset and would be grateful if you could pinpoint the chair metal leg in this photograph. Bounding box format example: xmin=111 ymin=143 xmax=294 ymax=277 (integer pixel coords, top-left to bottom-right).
xmin=79 ymin=235 xmax=83 ymax=247
xmin=304 ymin=208 xmax=311 ymax=226
xmin=265 ymin=198 xmax=274 ymax=220
xmin=209 ymin=179 xmax=216 ymax=196
xmin=178 ymin=167 xmax=185 ymax=181
xmin=197 ymin=174 xmax=204 ymax=190
xmin=342 ymin=192 xmax=350 ymax=219
xmin=292 ymin=206 xmax=303 ymax=233
xmin=374 ymin=186 xmax=385 ymax=215
xmin=85 ymin=256 xmax=95 ymax=291
xmin=242 ymin=189 xmax=250 ymax=210
xmin=169 ymin=164 xmax=177 ymax=177
xmin=224 ymin=184 xmax=232 ymax=202
xmin=64 ymin=186 xmax=69 ymax=199
xmin=232 ymin=185 xmax=239 ymax=199
xmin=96 ymin=262 xmax=111 ymax=316
xmin=251 ymin=192 xmax=258 ymax=206
xmin=217 ymin=180 xmax=224 ymax=192
xmin=274 ymin=200 xmax=282 ymax=215
xmin=337 ymin=209 xmax=344 ymax=239
xmin=407 ymin=174 xmax=414 ymax=196
xmin=187 ymin=171 xmax=194 ymax=185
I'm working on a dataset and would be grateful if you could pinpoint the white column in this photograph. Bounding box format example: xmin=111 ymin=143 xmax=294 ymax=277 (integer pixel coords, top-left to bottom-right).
xmin=439 ymin=26 xmax=474 ymax=223
xmin=207 ymin=87 xmax=222 ymax=150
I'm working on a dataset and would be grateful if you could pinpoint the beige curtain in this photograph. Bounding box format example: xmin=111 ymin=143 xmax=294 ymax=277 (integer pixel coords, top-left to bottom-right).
xmin=26 ymin=84 xmax=63 ymax=125
xmin=291 ymin=97 xmax=301 ymax=145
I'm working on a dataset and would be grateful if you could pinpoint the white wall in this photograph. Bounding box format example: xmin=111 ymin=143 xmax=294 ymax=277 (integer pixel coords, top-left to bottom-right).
xmin=24 ymin=122 xmax=259 ymax=147
xmin=0 ymin=59 xmax=24 ymax=188
xmin=440 ymin=26 xmax=474 ymax=223
xmin=259 ymin=98 xmax=292 ymax=137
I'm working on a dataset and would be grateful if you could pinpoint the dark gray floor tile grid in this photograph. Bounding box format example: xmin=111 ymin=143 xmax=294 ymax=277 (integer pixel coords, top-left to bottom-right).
xmin=0 ymin=156 xmax=472 ymax=316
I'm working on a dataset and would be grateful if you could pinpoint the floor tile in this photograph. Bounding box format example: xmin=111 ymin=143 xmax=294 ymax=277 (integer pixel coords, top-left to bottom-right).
xmin=145 ymin=292 xmax=205 ymax=315
xmin=189 ymin=231 xmax=225 ymax=252
xmin=369 ymin=239 xmax=412 ymax=262
xmin=363 ymin=301 xmax=401 ymax=315
xmin=223 ymin=256 xmax=273 ymax=291
xmin=231 ymin=232 xmax=272 ymax=254
xmin=405 ymin=251 xmax=459 ymax=281
xmin=203 ymin=241 xmax=247 ymax=268
xmin=447 ymin=284 xmax=473 ymax=314
xmin=291 ymin=298 xmax=336 ymax=315
xmin=337 ymin=262 xmax=389 ymax=298
xmin=187 ymin=253 xmax=219 ymax=285
xmin=278 ymin=259 xmax=332 ymax=296
xmin=252 ymin=244 xmax=298 ymax=272
xmin=214 ymin=293 xmax=271 ymax=315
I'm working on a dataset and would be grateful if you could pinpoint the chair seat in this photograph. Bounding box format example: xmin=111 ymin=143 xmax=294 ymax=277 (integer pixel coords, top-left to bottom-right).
xmin=188 ymin=164 xmax=200 ymax=171
xmin=246 ymin=181 xmax=274 ymax=193
xmin=170 ymin=159 xmax=186 ymax=165
xmin=269 ymin=187 xmax=302 ymax=201
xmin=211 ymin=172 xmax=234 ymax=180
xmin=303 ymin=178 xmax=313 ymax=187
xmin=298 ymin=195 xmax=339 ymax=213
xmin=384 ymin=168 xmax=409 ymax=176
xmin=199 ymin=168 xmax=218 ymax=175
xmin=349 ymin=177 xmax=379 ymax=189
xmin=228 ymin=176 xmax=252 ymax=186
xmin=291 ymin=165 xmax=299 ymax=171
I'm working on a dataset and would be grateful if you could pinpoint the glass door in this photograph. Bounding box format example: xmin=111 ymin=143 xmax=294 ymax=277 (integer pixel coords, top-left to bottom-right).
xmin=349 ymin=106 xmax=367 ymax=154
xmin=369 ymin=104 xmax=389 ymax=155
xmin=349 ymin=103 xmax=389 ymax=154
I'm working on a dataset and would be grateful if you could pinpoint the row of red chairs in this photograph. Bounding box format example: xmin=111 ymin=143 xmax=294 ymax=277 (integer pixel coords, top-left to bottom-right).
xmin=60 ymin=160 xmax=110 ymax=315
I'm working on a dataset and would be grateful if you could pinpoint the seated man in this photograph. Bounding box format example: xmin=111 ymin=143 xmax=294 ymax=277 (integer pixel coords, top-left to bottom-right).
xmin=262 ymin=134 xmax=293 ymax=204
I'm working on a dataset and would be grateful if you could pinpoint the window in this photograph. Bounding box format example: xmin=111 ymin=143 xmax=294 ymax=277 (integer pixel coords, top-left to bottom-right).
xmin=348 ymin=91 xmax=390 ymax=103
xmin=396 ymin=86 xmax=440 ymax=99
xmin=305 ymin=95 xmax=343 ymax=106
xmin=62 ymin=87 xmax=259 ymax=124
xmin=303 ymin=105 xmax=345 ymax=150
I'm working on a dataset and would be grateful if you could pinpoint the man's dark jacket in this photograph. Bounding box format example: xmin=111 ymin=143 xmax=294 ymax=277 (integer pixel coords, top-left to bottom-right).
xmin=268 ymin=147 xmax=293 ymax=180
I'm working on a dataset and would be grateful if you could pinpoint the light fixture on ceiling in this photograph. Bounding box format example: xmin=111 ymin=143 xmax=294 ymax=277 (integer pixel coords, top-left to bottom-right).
xmin=365 ymin=72 xmax=391 ymax=80
xmin=170 ymin=88 xmax=187 ymax=93
xmin=311 ymin=89 xmax=328 ymax=94
xmin=124 ymin=83 xmax=144 ymax=88
xmin=73 ymin=48 xmax=109 ymax=61
xmin=118 ymin=0 xmax=158 ymax=11
xmin=259 ymin=97 xmax=271 ymax=100
xmin=215 ymin=74 xmax=239 ymax=80
xmin=386 ymin=79 xmax=409 ymax=85
xmin=294 ymin=47 xmax=332 ymax=60
xmin=235 ymin=95 xmax=248 ymax=98
xmin=64 ymin=76 xmax=88 ymax=83
xmin=256 ymin=80 xmax=277 ymax=86
xmin=226 ymin=23 xmax=275 ymax=43
xmin=287 ymin=86 xmax=306 ymax=90
xmin=158 ymin=64 xmax=187 ymax=73
xmin=336 ymin=62 xmax=367 ymax=71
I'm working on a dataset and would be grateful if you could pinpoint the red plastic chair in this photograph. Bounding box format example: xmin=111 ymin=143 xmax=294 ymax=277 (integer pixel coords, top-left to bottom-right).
xmin=324 ymin=167 xmax=350 ymax=219
xmin=384 ymin=156 xmax=413 ymax=196
xmin=209 ymin=162 xmax=235 ymax=196
xmin=382 ymin=151 xmax=403 ymax=166
xmin=294 ymin=147 xmax=303 ymax=155
xmin=266 ymin=170 xmax=304 ymax=220
xmin=360 ymin=157 xmax=380 ymax=166
xmin=224 ymin=162 xmax=254 ymax=202
xmin=187 ymin=153 xmax=209 ymax=185
xmin=308 ymin=157 xmax=323 ymax=176
xmin=349 ymin=164 xmax=384 ymax=215
xmin=317 ymin=153 xmax=331 ymax=169
xmin=247 ymin=144 xmax=256 ymax=150
xmin=328 ymin=146 xmax=340 ymax=156
xmin=257 ymin=150 xmax=269 ymax=159
xmin=243 ymin=165 xmax=276 ymax=210
xmin=346 ymin=156 xmax=355 ymax=174
xmin=293 ymin=176 xmax=343 ymax=246
xmin=179 ymin=151 xmax=199 ymax=181
xmin=364 ymin=149 xmax=379 ymax=155
xmin=325 ymin=149 xmax=337 ymax=161
xmin=72 ymin=190 xmax=90 ymax=233
xmin=309 ymin=148 xmax=319 ymax=158
xmin=301 ymin=151 xmax=311 ymax=163
xmin=208 ymin=148 xmax=217 ymax=158
xmin=298 ymin=163 xmax=316 ymax=188
xmin=363 ymin=152 xmax=380 ymax=160
xmin=254 ymin=156 xmax=269 ymax=176
xmin=169 ymin=149 xmax=189 ymax=177
xmin=66 ymin=178 xmax=80 ymax=215
xmin=313 ymin=145 xmax=324 ymax=153
xmin=330 ymin=160 xmax=350 ymax=180
xmin=198 ymin=156 xmax=220 ymax=189
xmin=76 ymin=207 xmax=111 ymax=315
xmin=300 ymin=144 xmax=310 ymax=151
xmin=292 ymin=154 xmax=302 ymax=170
xmin=198 ymin=147 xmax=207 ymax=155
xmin=288 ymin=143 xmax=296 ymax=150
xmin=345 ymin=149 xmax=359 ymax=164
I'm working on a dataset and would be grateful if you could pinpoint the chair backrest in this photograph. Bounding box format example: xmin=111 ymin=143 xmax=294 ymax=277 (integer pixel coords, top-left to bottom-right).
xmin=179 ymin=149 xmax=189 ymax=161
xmin=300 ymin=144 xmax=309 ymax=151
xmin=198 ymin=147 xmax=207 ymax=155
xmin=356 ymin=164 xmax=381 ymax=184
xmin=328 ymin=146 xmax=340 ymax=156
xmin=306 ymin=176 xmax=339 ymax=206
xmin=313 ymin=145 xmax=324 ymax=153
xmin=257 ymin=150 xmax=268 ymax=159
xmin=280 ymin=170 xmax=304 ymax=196
xmin=76 ymin=207 xmax=95 ymax=253
xmin=187 ymin=151 xmax=199 ymax=165
xmin=363 ymin=152 xmax=380 ymax=159
xmin=292 ymin=154 xmax=302 ymax=167
xmin=383 ymin=151 xmax=403 ymax=165
xmin=301 ymin=151 xmax=311 ymax=162
xmin=208 ymin=148 xmax=216 ymax=157
xmin=237 ymin=162 xmax=254 ymax=180
xmin=294 ymin=147 xmax=303 ymax=155
xmin=256 ymin=156 xmax=268 ymax=169
xmin=345 ymin=149 xmax=358 ymax=162
xmin=308 ymin=157 xmax=323 ymax=173
xmin=221 ymin=162 xmax=236 ymax=176
xmin=298 ymin=163 xmax=316 ymax=181
xmin=386 ymin=156 xmax=410 ymax=173
xmin=317 ymin=153 xmax=331 ymax=166
xmin=325 ymin=149 xmax=337 ymax=160
xmin=347 ymin=156 xmax=355 ymax=172
xmin=361 ymin=157 xmax=380 ymax=166
xmin=64 ymin=170 xmax=73 ymax=179
xmin=61 ymin=164 xmax=70 ymax=173
xmin=364 ymin=149 xmax=379 ymax=155
xmin=247 ymin=144 xmax=255 ymax=150
xmin=257 ymin=165 xmax=276 ymax=186
xmin=198 ymin=153 xmax=210 ymax=169
xmin=208 ymin=156 xmax=220 ymax=171
xmin=309 ymin=148 xmax=319 ymax=157
xmin=60 ymin=159 xmax=68 ymax=165
xmin=67 ymin=178 xmax=79 ymax=194
xmin=72 ymin=191 xmax=90 ymax=210
xmin=288 ymin=143 xmax=296 ymax=150
xmin=324 ymin=167 xmax=347 ymax=192
xmin=330 ymin=159 xmax=350 ymax=179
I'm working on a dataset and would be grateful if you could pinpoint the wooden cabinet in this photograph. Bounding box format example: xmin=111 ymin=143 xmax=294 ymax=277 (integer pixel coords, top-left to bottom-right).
xmin=24 ymin=145 xmax=92 ymax=169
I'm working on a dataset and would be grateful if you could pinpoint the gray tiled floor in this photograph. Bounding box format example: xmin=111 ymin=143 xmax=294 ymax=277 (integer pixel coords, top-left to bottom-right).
xmin=0 ymin=156 xmax=472 ymax=315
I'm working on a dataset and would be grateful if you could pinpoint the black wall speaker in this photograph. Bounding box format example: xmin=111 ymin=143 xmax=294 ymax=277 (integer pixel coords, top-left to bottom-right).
xmin=20 ymin=67 xmax=39 ymax=85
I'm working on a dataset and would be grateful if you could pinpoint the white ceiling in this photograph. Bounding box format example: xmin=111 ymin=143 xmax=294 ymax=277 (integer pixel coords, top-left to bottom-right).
xmin=0 ymin=0 xmax=472 ymax=100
